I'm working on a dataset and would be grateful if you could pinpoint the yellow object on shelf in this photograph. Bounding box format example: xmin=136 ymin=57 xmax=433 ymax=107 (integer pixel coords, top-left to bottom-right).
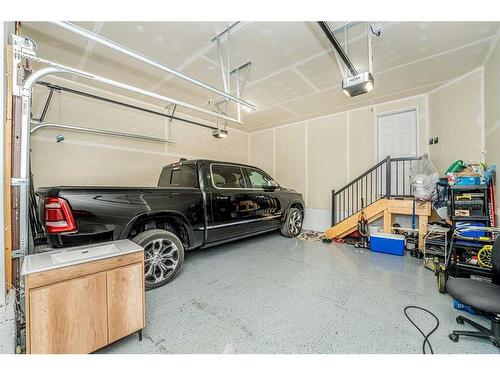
xmin=478 ymin=245 xmax=493 ymax=268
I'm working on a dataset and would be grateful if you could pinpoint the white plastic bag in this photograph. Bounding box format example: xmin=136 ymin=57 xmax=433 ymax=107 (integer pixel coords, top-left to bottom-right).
xmin=410 ymin=155 xmax=439 ymax=202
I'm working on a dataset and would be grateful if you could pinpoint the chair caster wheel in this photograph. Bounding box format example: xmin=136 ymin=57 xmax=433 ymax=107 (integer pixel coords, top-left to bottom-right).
xmin=456 ymin=317 xmax=464 ymax=325
xmin=449 ymin=333 xmax=459 ymax=342
xmin=492 ymin=340 xmax=500 ymax=348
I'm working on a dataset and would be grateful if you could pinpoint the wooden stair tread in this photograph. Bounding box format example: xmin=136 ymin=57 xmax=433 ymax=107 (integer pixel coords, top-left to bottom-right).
xmin=324 ymin=198 xmax=432 ymax=242
xmin=325 ymin=199 xmax=388 ymax=239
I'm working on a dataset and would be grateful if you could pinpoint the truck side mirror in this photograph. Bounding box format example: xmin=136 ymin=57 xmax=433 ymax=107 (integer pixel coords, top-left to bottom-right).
xmin=267 ymin=180 xmax=279 ymax=189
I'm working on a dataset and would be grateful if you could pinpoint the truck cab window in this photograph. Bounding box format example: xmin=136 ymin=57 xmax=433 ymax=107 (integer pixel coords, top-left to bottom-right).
xmin=158 ymin=167 xmax=172 ymax=187
xmin=158 ymin=164 xmax=198 ymax=188
xmin=180 ymin=165 xmax=198 ymax=187
xmin=171 ymin=169 xmax=181 ymax=185
xmin=211 ymin=165 xmax=247 ymax=189
xmin=246 ymin=168 xmax=276 ymax=189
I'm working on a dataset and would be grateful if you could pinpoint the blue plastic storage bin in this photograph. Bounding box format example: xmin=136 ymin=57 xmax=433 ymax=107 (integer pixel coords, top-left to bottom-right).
xmin=455 ymin=222 xmax=486 ymax=238
xmin=455 ymin=176 xmax=481 ymax=185
xmin=370 ymin=233 xmax=405 ymax=256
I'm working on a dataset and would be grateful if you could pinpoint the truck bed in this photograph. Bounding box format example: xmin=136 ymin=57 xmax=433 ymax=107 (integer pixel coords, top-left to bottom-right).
xmin=36 ymin=185 xmax=205 ymax=248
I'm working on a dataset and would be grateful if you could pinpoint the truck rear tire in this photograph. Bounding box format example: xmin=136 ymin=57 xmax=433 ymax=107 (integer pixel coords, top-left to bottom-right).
xmin=280 ymin=207 xmax=303 ymax=238
xmin=132 ymin=229 xmax=184 ymax=290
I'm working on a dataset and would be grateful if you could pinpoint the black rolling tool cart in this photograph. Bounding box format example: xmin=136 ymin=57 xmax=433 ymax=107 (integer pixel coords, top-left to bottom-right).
xmin=436 ymin=184 xmax=495 ymax=293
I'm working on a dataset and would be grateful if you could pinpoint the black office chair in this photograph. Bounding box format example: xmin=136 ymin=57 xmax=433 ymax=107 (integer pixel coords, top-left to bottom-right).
xmin=446 ymin=238 xmax=500 ymax=347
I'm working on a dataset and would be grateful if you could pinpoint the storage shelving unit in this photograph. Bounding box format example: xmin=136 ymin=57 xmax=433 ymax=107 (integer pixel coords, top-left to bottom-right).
xmin=424 ymin=224 xmax=449 ymax=267
xmin=438 ymin=184 xmax=494 ymax=292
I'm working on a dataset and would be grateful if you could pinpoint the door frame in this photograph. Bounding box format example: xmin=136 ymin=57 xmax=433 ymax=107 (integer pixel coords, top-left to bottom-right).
xmin=374 ymin=106 xmax=419 ymax=162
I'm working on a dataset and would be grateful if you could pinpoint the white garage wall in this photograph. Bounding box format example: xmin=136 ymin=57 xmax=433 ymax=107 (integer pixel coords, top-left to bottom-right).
xmin=484 ymin=35 xmax=500 ymax=216
xmin=249 ymin=129 xmax=275 ymax=176
xmin=250 ymin=94 xmax=430 ymax=231
xmin=306 ymin=113 xmax=349 ymax=230
xmin=428 ymin=68 xmax=484 ymax=174
xmin=250 ymin=68 xmax=487 ymax=232
xmin=275 ymin=123 xmax=307 ymax=200
xmin=307 ymin=113 xmax=348 ymax=210
xmin=30 ymin=77 xmax=250 ymax=188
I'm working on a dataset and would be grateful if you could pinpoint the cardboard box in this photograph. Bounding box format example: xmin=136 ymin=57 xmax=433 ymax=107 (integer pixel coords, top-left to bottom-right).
xmin=454 ymin=209 xmax=470 ymax=217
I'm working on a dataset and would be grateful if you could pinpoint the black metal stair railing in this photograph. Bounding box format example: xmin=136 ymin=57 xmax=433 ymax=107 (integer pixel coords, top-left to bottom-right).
xmin=331 ymin=155 xmax=422 ymax=227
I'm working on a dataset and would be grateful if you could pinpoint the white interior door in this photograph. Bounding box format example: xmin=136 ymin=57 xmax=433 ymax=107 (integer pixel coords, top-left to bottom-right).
xmin=377 ymin=109 xmax=417 ymax=160
xmin=377 ymin=109 xmax=417 ymax=196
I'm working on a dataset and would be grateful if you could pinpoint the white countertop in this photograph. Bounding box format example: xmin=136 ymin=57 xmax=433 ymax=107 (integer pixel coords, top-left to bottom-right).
xmin=21 ymin=239 xmax=144 ymax=276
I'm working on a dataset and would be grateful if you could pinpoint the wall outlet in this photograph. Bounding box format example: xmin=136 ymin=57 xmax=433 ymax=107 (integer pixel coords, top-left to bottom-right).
xmin=429 ymin=137 xmax=439 ymax=145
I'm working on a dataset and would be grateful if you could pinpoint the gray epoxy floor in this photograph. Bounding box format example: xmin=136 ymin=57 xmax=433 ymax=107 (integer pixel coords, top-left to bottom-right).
xmin=100 ymin=232 xmax=500 ymax=354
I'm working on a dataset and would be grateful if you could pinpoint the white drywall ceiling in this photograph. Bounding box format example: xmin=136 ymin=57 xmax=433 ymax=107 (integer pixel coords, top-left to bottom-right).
xmin=20 ymin=21 xmax=500 ymax=132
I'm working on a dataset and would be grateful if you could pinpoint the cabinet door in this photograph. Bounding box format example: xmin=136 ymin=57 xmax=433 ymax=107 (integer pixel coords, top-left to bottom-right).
xmin=29 ymin=273 xmax=108 ymax=354
xmin=106 ymin=262 xmax=144 ymax=343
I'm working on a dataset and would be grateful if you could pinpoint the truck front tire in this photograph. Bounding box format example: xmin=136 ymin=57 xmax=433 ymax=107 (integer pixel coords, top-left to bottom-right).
xmin=132 ymin=229 xmax=185 ymax=290
xmin=280 ymin=207 xmax=303 ymax=238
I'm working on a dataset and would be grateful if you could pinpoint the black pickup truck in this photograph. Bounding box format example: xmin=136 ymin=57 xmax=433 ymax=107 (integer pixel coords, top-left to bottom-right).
xmin=37 ymin=159 xmax=304 ymax=289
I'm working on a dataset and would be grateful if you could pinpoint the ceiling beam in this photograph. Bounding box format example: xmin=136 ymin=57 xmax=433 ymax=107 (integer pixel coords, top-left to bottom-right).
xmin=51 ymin=21 xmax=257 ymax=110
xmin=317 ymin=21 xmax=358 ymax=77
xmin=27 ymin=54 xmax=244 ymax=124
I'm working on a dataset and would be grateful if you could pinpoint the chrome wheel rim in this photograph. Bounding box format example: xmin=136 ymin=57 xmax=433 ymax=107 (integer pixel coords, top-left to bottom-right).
xmin=288 ymin=211 xmax=302 ymax=236
xmin=144 ymin=238 xmax=179 ymax=285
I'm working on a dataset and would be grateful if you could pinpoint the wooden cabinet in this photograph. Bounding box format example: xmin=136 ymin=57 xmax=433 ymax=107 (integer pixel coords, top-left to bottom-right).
xmin=29 ymin=273 xmax=108 ymax=354
xmin=25 ymin=251 xmax=145 ymax=354
xmin=106 ymin=262 xmax=145 ymax=343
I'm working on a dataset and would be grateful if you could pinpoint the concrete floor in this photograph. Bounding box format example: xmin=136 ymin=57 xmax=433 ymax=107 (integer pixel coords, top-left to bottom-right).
xmin=100 ymin=232 xmax=500 ymax=354
xmin=0 ymin=291 xmax=15 ymax=354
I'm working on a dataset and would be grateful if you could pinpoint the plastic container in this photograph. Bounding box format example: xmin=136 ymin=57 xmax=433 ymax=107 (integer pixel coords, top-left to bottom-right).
xmin=368 ymin=225 xmax=382 ymax=236
xmin=433 ymin=202 xmax=448 ymax=219
xmin=455 ymin=222 xmax=486 ymax=238
xmin=455 ymin=176 xmax=481 ymax=186
xmin=453 ymin=299 xmax=477 ymax=315
xmin=370 ymin=233 xmax=405 ymax=256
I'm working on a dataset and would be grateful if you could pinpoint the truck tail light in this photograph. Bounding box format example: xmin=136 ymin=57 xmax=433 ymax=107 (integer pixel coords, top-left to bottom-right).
xmin=44 ymin=197 xmax=77 ymax=234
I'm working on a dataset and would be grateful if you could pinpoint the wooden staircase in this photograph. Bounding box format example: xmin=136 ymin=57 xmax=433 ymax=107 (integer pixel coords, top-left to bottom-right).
xmin=325 ymin=198 xmax=387 ymax=239
xmin=324 ymin=155 xmax=432 ymax=249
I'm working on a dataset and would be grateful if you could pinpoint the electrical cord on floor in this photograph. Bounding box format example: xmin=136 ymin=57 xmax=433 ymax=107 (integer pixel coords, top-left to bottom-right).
xmin=404 ymin=305 xmax=440 ymax=354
